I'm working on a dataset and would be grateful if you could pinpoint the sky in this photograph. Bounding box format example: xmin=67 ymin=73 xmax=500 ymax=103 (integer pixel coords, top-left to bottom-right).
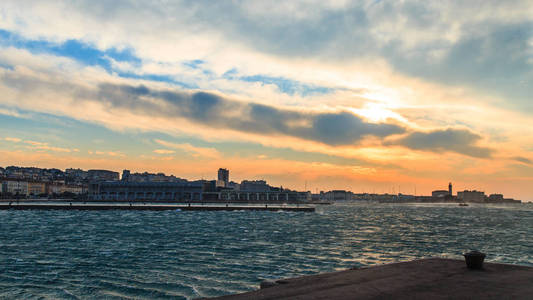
xmin=0 ymin=1 xmax=532 ymax=201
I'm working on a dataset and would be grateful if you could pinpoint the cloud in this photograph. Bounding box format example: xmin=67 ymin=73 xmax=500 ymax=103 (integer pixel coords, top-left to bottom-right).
xmin=24 ymin=140 xmax=46 ymax=146
xmin=98 ymin=84 xmax=405 ymax=146
xmin=4 ymin=137 xmax=21 ymax=142
xmin=388 ymin=21 xmax=533 ymax=111
xmin=387 ymin=128 xmax=493 ymax=158
xmin=513 ymin=156 xmax=532 ymax=165
xmin=153 ymin=149 xmax=175 ymax=154
xmin=154 ymin=139 xmax=220 ymax=159
xmin=23 ymin=140 xmax=73 ymax=152
xmin=89 ymin=150 xmax=125 ymax=157
xmin=4 ymin=137 xmax=75 ymax=152
xmin=0 ymin=107 xmax=26 ymax=118
xmin=2 ymin=1 xmax=531 ymax=112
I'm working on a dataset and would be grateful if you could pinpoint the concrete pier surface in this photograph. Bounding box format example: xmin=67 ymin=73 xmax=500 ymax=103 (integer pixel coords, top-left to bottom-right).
xmin=0 ymin=202 xmax=314 ymax=212
xmin=212 ymin=258 xmax=533 ymax=300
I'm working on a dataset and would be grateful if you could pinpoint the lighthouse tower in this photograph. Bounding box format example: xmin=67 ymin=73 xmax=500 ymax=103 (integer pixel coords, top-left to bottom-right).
xmin=448 ymin=182 xmax=453 ymax=196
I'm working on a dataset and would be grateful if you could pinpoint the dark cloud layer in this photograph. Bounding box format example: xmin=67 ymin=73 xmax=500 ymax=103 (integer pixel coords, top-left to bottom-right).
xmin=513 ymin=156 xmax=532 ymax=165
xmin=389 ymin=22 xmax=533 ymax=111
xmin=387 ymin=128 xmax=493 ymax=158
xmin=97 ymin=84 xmax=495 ymax=158
xmin=97 ymin=84 xmax=405 ymax=146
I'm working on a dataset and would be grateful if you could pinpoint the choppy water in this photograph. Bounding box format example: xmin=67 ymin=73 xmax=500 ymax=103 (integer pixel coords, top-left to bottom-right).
xmin=1 ymin=203 xmax=532 ymax=299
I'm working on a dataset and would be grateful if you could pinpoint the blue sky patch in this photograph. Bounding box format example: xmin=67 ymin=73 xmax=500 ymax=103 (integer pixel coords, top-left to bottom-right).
xmin=0 ymin=29 xmax=141 ymax=71
xmin=235 ymin=73 xmax=334 ymax=96
xmin=183 ymin=59 xmax=205 ymax=69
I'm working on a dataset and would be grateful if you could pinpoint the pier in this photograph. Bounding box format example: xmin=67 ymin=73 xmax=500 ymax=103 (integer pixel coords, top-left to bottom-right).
xmin=0 ymin=201 xmax=315 ymax=212
xmin=212 ymin=258 xmax=533 ymax=299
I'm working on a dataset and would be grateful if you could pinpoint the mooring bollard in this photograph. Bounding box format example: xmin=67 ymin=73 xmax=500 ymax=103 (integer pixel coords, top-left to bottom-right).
xmin=464 ymin=251 xmax=486 ymax=269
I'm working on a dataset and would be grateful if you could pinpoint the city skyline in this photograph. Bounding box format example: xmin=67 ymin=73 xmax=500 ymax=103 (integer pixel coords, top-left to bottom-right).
xmin=1 ymin=1 xmax=532 ymax=201
xmin=0 ymin=164 xmax=524 ymax=203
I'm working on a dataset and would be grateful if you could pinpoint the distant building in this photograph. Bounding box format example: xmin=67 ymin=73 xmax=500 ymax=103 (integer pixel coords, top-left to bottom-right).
xmin=487 ymin=194 xmax=504 ymax=202
xmin=457 ymin=190 xmax=485 ymax=203
xmin=2 ymin=180 xmax=28 ymax=195
xmin=449 ymin=182 xmax=453 ymax=196
xmin=47 ymin=183 xmax=65 ymax=195
xmin=217 ymin=168 xmax=229 ymax=187
xmin=323 ymin=190 xmax=354 ymax=202
xmin=121 ymin=170 xmax=130 ymax=181
xmin=28 ymin=181 xmax=46 ymax=196
xmin=297 ymin=191 xmax=312 ymax=202
xmin=46 ymin=183 xmax=83 ymax=195
xmin=63 ymin=185 xmax=85 ymax=194
xmin=311 ymin=193 xmax=321 ymax=202
xmin=121 ymin=170 xmax=186 ymax=183
xmin=87 ymin=169 xmax=119 ymax=182
xmin=240 ymin=180 xmax=270 ymax=192
xmin=65 ymin=168 xmax=88 ymax=183
xmin=432 ymin=190 xmax=450 ymax=198
xmin=203 ymin=189 xmax=309 ymax=203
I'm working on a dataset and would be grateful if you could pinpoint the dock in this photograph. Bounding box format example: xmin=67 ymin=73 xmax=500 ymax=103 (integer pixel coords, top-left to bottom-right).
xmin=0 ymin=202 xmax=315 ymax=212
xmin=211 ymin=258 xmax=533 ymax=299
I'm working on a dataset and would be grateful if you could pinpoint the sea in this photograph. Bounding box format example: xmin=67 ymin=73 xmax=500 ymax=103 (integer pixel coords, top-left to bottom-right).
xmin=1 ymin=202 xmax=532 ymax=299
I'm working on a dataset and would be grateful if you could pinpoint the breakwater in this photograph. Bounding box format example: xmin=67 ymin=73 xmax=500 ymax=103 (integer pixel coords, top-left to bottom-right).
xmin=213 ymin=258 xmax=533 ymax=299
xmin=0 ymin=201 xmax=315 ymax=212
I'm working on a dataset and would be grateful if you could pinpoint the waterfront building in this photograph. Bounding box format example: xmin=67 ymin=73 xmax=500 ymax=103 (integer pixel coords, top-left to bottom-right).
xmin=47 ymin=183 xmax=64 ymax=195
xmin=311 ymin=193 xmax=321 ymax=202
xmin=352 ymin=193 xmax=377 ymax=201
xmin=202 ymin=189 xmax=309 ymax=203
xmin=2 ymin=180 xmax=28 ymax=195
xmin=121 ymin=169 xmax=130 ymax=181
xmin=297 ymin=191 xmax=312 ymax=202
xmin=88 ymin=181 xmax=204 ymax=201
xmin=63 ymin=185 xmax=85 ymax=194
xmin=432 ymin=190 xmax=450 ymax=198
xmin=486 ymin=194 xmax=520 ymax=203
xmin=217 ymin=168 xmax=229 ymax=187
xmin=322 ymin=190 xmax=355 ymax=202
xmin=239 ymin=180 xmax=270 ymax=192
xmin=457 ymin=190 xmax=485 ymax=203
xmin=45 ymin=182 xmax=81 ymax=195
xmin=28 ymin=181 xmax=46 ymax=196
xmin=488 ymin=194 xmax=504 ymax=202
xmin=374 ymin=193 xmax=401 ymax=202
